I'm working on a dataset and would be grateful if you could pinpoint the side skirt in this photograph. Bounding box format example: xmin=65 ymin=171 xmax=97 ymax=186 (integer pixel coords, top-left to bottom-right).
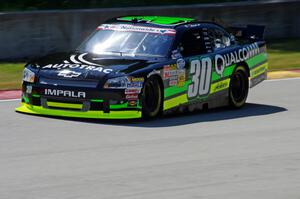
xmin=163 ymin=90 xmax=229 ymax=116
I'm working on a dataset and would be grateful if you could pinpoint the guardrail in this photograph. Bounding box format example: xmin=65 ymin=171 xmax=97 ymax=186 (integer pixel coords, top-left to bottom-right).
xmin=0 ymin=0 xmax=299 ymax=60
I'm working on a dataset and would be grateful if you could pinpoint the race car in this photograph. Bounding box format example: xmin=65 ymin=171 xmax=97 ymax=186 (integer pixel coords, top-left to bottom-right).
xmin=16 ymin=16 xmax=268 ymax=119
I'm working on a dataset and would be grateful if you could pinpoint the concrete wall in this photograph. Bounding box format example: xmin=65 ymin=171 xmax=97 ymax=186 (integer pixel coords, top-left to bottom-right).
xmin=0 ymin=0 xmax=299 ymax=60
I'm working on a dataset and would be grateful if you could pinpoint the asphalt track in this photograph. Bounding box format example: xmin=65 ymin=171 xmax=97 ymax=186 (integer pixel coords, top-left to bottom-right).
xmin=1 ymin=78 xmax=300 ymax=199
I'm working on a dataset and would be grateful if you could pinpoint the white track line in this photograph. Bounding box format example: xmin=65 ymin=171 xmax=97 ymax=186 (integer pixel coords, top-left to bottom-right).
xmin=266 ymin=77 xmax=300 ymax=82
xmin=0 ymin=99 xmax=20 ymax=102
xmin=0 ymin=77 xmax=300 ymax=103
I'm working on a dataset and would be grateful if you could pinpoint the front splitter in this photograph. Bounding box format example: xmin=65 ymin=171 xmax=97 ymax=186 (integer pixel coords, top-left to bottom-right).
xmin=16 ymin=103 xmax=142 ymax=119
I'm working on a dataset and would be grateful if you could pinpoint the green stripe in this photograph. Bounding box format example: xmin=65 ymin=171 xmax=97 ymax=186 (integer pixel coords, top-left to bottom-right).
xmin=246 ymin=53 xmax=268 ymax=69
xmin=212 ymin=64 xmax=236 ymax=82
xmin=250 ymin=63 xmax=268 ymax=78
xmin=164 ymin=79 xmax=230 ymax=111
xmin=110 ymin=103 xmax=128 ymax=109
xmin=118 ymin=16 xmax=194 ymax=25
xmin=164 ymin=80 xmax=191 ymax=99
xmin=110 ymin=102 xmax=142 ymax=109
xmin=91 ymin=99 xmax=103 ymax=102
xmin=210 ymin=78 xmax=230 ymax=94
xmin=22 ymin=95 xmax=30 ymax=104
xmin=164 ymin=94 xmax=188 ymax=110
xmin=47 ymin=101 xmax=82 ymax=109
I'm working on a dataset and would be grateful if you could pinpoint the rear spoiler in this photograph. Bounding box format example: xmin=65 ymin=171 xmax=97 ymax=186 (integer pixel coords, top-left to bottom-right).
xmin=228 ymin=25 xmax=266 ymax=41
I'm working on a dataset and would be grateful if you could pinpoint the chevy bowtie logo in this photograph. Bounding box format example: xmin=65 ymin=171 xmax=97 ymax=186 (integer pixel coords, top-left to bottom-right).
xmin=57 ymin=70 xmax=81 ymax=78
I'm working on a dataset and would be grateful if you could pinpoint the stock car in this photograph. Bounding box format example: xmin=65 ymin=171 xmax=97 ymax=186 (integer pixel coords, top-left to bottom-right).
xmin=16 ymin=16 xmax=268 ymax=119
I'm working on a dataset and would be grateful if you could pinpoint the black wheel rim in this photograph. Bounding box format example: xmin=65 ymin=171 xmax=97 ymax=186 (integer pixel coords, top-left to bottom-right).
xmin=231 ymin=70 xmax=248 ymax=103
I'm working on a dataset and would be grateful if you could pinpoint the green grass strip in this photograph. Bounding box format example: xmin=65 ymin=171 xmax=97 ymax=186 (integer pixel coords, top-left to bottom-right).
xmin=0 ymin=63 xmax=24 ymax=90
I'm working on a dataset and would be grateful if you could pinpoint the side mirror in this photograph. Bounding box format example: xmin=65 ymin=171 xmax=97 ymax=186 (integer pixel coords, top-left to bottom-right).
xmin=171 ymin=49 xmax=183 ymax=59
xmin=215 ymin=39 xmax=222 ymax=48
xmin=230 ymin=34 xmax=236 ymax=45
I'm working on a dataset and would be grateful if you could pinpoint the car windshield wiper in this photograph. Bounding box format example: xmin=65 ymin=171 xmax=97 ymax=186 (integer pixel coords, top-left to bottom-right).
xmin=95 ymin=51 xmax=131 ymax=57
xmin=107 ymin=51 xmax=124 ymax=56
xmin=134 ymin=53 xmax=164 ymax=58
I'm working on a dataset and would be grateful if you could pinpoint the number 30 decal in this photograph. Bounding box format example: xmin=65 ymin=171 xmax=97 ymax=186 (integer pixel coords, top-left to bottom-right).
xmin=188 ymin=57 xmax=212 ymax=98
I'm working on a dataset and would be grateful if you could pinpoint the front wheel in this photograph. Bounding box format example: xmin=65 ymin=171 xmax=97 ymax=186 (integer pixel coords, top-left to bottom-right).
xmin=141 ymin=77 xmax=162 ymax=119
xmin=229 ymin=66 xmax=249 ymax=108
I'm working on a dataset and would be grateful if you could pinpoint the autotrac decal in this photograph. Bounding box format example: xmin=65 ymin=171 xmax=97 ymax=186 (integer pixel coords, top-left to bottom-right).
xmin=41 ymin=53 xmax=113 ymax=74
xmin=97 ymin=24 xmax=176 ymax=35
xmin=215 ymin=43 xmax=260 ymax=77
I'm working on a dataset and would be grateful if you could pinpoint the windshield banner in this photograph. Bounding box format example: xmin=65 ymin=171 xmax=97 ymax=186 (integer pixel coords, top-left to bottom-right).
xmin=97 ymin=24 xmax=176 ymax=35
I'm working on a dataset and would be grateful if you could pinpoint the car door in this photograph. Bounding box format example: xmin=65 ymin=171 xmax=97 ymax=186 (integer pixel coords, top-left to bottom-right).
xmin=178 ymin=27 xmax=214 ymax=102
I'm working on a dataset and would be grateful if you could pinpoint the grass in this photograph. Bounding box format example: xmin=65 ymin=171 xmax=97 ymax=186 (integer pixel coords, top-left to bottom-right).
xmin=267 ymin=39 xmax=300 ymax=71
xmin=0 ymin=63 xmax=24 ymax=90
xmin=0 ymin=39 xmax=299 ymax=90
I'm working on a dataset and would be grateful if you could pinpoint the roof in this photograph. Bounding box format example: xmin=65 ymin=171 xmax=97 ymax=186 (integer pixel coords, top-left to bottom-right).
xmin=111 ymin=16 xmax=196 ymax=26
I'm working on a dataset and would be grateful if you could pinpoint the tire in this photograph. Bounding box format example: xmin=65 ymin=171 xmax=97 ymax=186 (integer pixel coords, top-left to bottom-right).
xmin=229 ymin=66 xmax=249 ymax=108
xmin=141 ymin=76 xmax=162 ymax=119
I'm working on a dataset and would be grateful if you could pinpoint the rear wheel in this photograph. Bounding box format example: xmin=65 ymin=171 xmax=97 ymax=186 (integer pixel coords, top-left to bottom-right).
xmin=229 ymin=66 xmax=249 ymax=108
xmin=141 ymin=76 xmax=162 ymax=119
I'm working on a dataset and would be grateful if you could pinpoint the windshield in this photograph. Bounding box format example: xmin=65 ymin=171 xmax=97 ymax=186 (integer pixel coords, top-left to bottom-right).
xmin=78 ymin=24 xmax=176 ymax=58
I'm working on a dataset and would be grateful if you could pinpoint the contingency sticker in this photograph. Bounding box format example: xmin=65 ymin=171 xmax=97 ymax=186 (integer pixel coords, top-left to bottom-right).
xmin=163 ymin=64 xmax=177 ymax=79
xmin=177 ymin=69 xmax=186 ymax=87
xmin=125 ymin=77 xmax=144 ymax=101
xmin=163 ymin=64 xmax=186 ymax=87
xmin=126 ymin=77 xmax=144 ymax=89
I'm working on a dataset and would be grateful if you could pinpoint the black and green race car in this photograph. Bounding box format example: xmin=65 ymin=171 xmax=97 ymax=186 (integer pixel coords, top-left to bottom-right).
xmin=16 ymin=16 xmax=268 ymax=119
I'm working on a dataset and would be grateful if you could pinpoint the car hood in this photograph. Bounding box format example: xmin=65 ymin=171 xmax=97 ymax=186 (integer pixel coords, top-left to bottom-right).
xmin=32 ymin=52 xmax=158 ymax=82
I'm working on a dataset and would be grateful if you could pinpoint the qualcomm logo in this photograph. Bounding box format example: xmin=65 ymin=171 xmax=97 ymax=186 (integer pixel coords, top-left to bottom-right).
xmin=57 ymin=70 xmax=81 ymax=78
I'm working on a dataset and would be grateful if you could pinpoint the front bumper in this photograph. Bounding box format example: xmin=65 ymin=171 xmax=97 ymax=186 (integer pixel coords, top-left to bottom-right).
xmin=16 ymin=83 xmax=142 ymax=119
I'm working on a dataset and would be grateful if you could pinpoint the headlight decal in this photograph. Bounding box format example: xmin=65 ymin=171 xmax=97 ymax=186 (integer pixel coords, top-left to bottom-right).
xmin=104 ymin=76 xmax=144 ymax=89
xmin=104 ymin=76 xmax=131 ymax=89
xmin=104 ymin=76 xmax=144 ymax=107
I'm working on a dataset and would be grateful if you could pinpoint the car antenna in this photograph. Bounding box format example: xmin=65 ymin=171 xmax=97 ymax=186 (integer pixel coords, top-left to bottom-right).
xmin=132 ymin=18 xmax=139 ymax=23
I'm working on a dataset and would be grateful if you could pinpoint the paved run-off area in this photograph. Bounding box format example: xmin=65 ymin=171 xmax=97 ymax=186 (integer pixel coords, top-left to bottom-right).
xmin=0 ymin=79 xmax=300 ymax=199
